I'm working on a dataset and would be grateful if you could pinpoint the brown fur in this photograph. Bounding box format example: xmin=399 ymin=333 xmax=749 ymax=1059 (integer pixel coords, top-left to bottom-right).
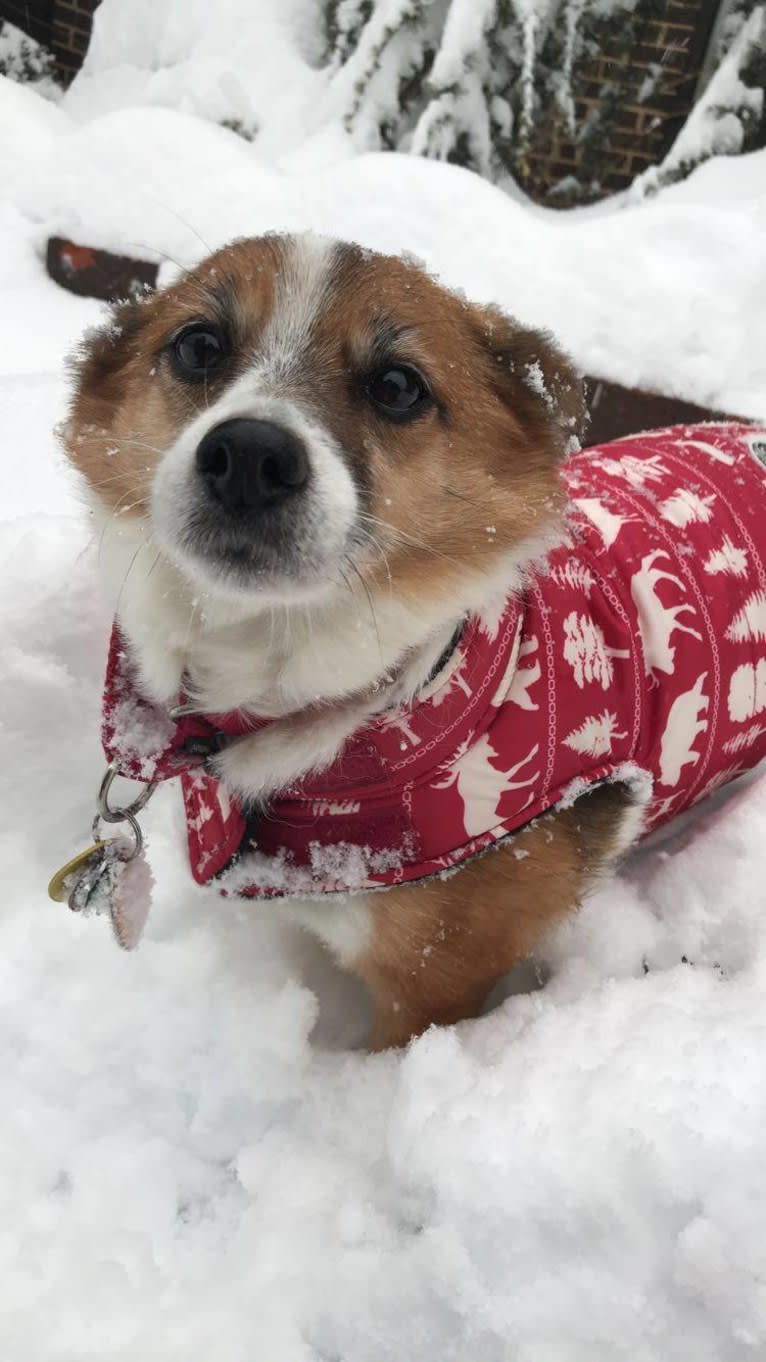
xmin=356 ymin=782 xmax=634 ymax=1049
xmin=64 ymin=236 xmax=287 ymax=513
xmin=64 ymin=237 xmax=584 ymax=612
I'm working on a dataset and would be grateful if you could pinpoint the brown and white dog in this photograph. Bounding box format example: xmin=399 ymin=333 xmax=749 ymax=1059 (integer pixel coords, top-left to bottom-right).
xmin=63 ymin=233 xmax=764 ymax=1048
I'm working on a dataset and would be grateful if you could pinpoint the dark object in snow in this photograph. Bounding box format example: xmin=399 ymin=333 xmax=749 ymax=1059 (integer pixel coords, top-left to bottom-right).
xmin=583 ymin=376 xmax=739 ymax=446
xmin=46 ymin=236 xmax=159 ymax=301
xmin=45 ymin=236 xmax=749 ymax=441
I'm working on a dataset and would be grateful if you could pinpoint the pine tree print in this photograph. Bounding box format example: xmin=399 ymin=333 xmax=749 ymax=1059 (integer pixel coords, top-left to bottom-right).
xmin=659 ymin=488 xmax=716 ymax=528
xmin=704 ymin=536 xmax=748 ymax=578
xmin=550 ymin=560 xmax=595 ymax=593
xmin=726 ymin=591 xmax=766 ymax=643
xmin=723 ymin=723 xmax=766 ymax=755
xmin=562 ymin=612 xmax=629 ymax=689
xmin=728 ymin=660 xmax=766 ymax=721
xmin=563 ymin=711 xmax=628 ymax=757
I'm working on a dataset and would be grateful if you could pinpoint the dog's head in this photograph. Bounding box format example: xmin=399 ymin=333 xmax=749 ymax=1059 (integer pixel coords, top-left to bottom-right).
xmin=64 ymin=233 xmax=584 ymax=622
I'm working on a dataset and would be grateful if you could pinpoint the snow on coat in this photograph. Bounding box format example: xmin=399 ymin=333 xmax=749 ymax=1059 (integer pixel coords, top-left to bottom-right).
xmin=102 ymin=423 xmax=766 ymax=900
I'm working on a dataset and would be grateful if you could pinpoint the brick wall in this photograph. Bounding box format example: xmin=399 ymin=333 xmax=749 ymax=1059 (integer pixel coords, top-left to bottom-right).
xmin=50 ymin=0 xmax=99 ymax=80
xmin=518 ymin=0 xmax=721 ymax=203
xmin=0 ymin=0 xmax=99 ymax=82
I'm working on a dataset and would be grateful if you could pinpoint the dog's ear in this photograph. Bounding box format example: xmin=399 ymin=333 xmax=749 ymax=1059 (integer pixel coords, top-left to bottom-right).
xmin=472 ymin=304 xmax=587 ymax=459
xmin=68 ymin=295 xmax=154 ymax=413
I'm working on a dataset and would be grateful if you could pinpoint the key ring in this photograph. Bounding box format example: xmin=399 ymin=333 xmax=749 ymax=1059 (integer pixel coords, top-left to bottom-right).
xmin=93 ymin=763 xmax=157 ymax=861
xmin=91 ymin=808 xmax=144 ymax=860
xmin=97 ymin=762 xmax=156 ymax=823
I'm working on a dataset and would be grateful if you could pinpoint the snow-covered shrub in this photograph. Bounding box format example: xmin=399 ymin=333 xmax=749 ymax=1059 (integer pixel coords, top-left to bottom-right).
xmin=0 ymin=20 xmax=59 ymax=98
xmin=634 ymin=3 xmax=766 ymax=196
xmin=324 ymin=0 xmax=766 ymax=197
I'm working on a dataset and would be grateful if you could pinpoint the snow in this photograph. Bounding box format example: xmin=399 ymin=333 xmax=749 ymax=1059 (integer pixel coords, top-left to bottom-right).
xmin=2 ymin=2 xmax=766 ymax=1356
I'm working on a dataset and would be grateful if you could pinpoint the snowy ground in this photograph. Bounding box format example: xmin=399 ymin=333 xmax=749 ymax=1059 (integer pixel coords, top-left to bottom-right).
xmin=2 ymin=4 xmax=766 ymax=1358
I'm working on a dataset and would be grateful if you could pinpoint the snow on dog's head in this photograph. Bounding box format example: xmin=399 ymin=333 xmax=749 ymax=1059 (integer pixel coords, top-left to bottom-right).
xmin=63 ymin=233 xmax=584 ymax=611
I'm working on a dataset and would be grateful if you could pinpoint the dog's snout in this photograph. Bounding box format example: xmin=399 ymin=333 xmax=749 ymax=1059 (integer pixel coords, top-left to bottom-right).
xmin=195 ymin=419 xmax=309 ymax=512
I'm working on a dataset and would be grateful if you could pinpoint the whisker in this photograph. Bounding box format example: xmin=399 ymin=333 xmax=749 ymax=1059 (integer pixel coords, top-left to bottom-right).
xmin=350 ymin=526 xmax=394 ymax=588
xmin=97 ymin=490 xmax=149 ymax=561
xmin=134 ymin=193 xmax=214 ymax=256
xmin=443 ymin=483 xmax=493 ymax=509
xmin=358 ymin=513 xmax=461 ymax=569
xmin=115 ymin=535 xmax=150 ymax=615
xmin=145 ymin=550 xmax=162 ymax=582
xmin=346 ymin=556 xmax=382 ymax=661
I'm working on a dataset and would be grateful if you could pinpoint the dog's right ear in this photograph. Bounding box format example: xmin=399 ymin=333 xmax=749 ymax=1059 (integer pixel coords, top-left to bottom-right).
xmin=471 ymin=304 xmax=588 ymax=460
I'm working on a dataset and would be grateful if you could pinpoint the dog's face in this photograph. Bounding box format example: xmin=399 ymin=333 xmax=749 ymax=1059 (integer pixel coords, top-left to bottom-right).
xmin=64 ymin=234 xmax=584 ymax=612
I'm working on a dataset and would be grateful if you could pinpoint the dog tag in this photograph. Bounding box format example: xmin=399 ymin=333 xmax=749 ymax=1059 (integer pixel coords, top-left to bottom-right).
xmin=48 ymin=842 xmax=109 ymax=903
xmin=49 ymin=837 xmax=153 ymax=950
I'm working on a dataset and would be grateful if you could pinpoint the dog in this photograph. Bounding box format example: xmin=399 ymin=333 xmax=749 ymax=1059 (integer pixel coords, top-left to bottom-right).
xmin=62 ymin=233 xmax=766 ymax=1048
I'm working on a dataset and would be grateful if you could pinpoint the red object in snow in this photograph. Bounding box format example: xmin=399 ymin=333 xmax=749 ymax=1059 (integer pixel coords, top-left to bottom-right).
xmin=46 ymin=236 xmax=159 ymax=301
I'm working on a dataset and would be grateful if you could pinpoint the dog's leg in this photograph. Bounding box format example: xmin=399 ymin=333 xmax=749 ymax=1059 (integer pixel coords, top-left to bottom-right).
xmin=354 ymin=781 xmax=642 ymax=1049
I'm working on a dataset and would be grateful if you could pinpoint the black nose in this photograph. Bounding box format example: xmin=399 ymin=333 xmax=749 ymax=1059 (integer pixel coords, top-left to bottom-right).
xmin=195 ymin=419 xmax=309 ymax=513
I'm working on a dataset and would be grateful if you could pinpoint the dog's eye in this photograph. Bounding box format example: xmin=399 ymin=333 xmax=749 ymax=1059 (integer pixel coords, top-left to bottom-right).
xmin=366 ymin=365 xmax=429 ymax=420
xmin=171 ymin=323 xmax=227 ymax=381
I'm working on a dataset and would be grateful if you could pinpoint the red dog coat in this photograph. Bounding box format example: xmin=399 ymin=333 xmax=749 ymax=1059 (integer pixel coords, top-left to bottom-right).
xmin=103 ymin=423 xmax=766 ymax=900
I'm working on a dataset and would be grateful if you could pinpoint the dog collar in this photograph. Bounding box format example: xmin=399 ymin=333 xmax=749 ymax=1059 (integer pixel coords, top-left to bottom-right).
xmin=99 ymin=598 xmax=526 ymax=894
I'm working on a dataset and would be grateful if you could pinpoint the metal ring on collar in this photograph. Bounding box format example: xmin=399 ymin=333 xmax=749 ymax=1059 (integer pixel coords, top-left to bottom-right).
xmin=97 ymin=762 xmax=156 ymax=824
xmin=90 ymin=808 xmax=144 ymax=860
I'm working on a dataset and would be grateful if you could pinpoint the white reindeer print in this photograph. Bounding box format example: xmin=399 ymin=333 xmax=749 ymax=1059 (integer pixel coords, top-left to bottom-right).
xmin=659 ymin=672 xmax=709 ymax=787
xmin=187 ymin=800 xmax=214 ymax=837
xmin=573 ymin=497 xmax=632 ymax=548
xmin=562 ymin=612 xmax=630 ymax=690
xmin=186 ymin=775 xmax=230 ymax=835
xmin=491 ymin=647 xmax=520 ymax=707
xmin=507 ymin=635 xmax=541 ymax=710
xmin=593 ymin=453 xmax=670 ymax=488
xmin=659 ymin=488 xmax=716 ymax=528
xmin=651 ymin=790 xmax=684 ymax=822
xmin=434 ymin=735 xmax=539 ymax=838
xmin=726 ymin=591 xmax=766 ymax=644
xmin=563 ymin=711 xmax=628 ymax=758
xmin=428 ymin=651 xmax=472 ymax=707
xmin=728 ymin=660 xmax=766 ymax=722
xmin=745 ymin=433 xmax=766 ymax=467
xmin=704 ymin=536 xmax=748 ymax=579
xmin=383 ymin=709 xmax=422 ymax=748
xmin=630 ymin=550 xmax=702 ymax=676
xmin=677 ymin=437 xmax=736 ymax=467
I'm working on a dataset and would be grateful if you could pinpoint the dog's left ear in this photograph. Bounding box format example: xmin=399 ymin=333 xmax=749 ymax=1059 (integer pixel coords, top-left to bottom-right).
xmin=472 ymin=304 xmax=587 ymax=459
